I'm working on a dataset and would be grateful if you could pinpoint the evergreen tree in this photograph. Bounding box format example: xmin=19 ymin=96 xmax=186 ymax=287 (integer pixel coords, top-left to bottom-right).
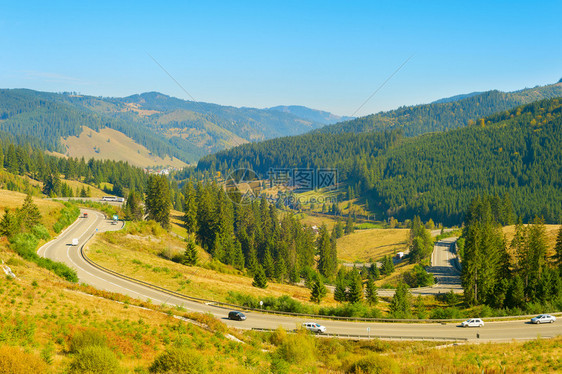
xmin=18 ymin=194 xmax=41 ymax=229
xmin=334 ymin=220 xmax=345 ymax=239
xmin=182 ymin=181 xmax=198 ymax=234
xmin=145 ymin=175 xmax=172 ymax=229
xmin=124 ymin=190 xmax=143 ymax=221
xmin=0 ymin=210 xmax=19 ymax=239
xmin=183 ymin=238 xmax=198 ymax=266
xmin=310 ymin=278 xmax=327 ymax=304
xmin=389 ymin=282 xmax=412 ymax=318
xmin=333 ymin=270 xmax=347 ymax=303
xmin=365 ymin=275 xmax=378 ymax=305
xmin=380 ymin=255 xmax=395 ymax=276
xmin=345 ymin=213 xmax=354 ymax=235
xmin=263 ymin=249 xmax=275 ymax=279
xmin=231 ymin=239 xmax=245 ymax=271
xmin=252 ymin=265 xmax=268 ymax=288
xmin=317 ymin=224 xmax=336 ymax=278
xmin=369 ymin=263 xmax=380 ymax=280
xmin=274 ymin=258 xmax=287 ymax=283
xmin=346 ymin=267 xmax=363 ymax=303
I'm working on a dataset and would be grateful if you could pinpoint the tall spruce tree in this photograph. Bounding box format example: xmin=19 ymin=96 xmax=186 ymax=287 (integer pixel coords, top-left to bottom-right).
xmin=145 ymin=175 xmax=172 ymax=229
xmin=389 ymin=281 xmax=412 ymax=318
xmin=183 ymin=238 xmax=198 ymax=266
xmin=365 ymin=275 xmax=378 ymax=305
xmin=317 ymin=224 xmax=336 ymax=278
xmin=346 ymin=267 xmax=364 ymax=303
xmin=310 ymin=278 xmax=327 ymax=304
xmin=252 ymin=265 xmax=268 ymax=289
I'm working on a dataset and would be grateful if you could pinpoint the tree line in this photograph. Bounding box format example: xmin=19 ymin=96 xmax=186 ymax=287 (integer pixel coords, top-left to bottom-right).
xmin=461 ymin=195 xmax=562 ymax=310
xmin=194 ymin=97 xmax=562 ymax=225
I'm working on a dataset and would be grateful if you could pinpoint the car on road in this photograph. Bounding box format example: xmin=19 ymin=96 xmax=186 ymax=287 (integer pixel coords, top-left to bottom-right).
xmin=228 ymin=311 xmax=246 ymax=321
xmin=461 ymin=318 xmax=484 ymax=328
xmin=530 ymin=314 xmax=556 ymax=324
xmin=302 ymin=322 xmax=326 ymax=334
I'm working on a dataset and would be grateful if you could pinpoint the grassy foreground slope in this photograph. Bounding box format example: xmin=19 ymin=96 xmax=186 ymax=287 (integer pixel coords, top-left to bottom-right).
xmin=0 ymin=190 xmax=559 ymax=372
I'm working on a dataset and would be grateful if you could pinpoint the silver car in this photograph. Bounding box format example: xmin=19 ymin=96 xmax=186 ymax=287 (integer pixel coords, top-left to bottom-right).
xmin=461 ymin=318 xmax=484 ymax=327
xmin=530 ymin=314 xmax=556 ymax=324
xmin=302 ymin=322 xmax=326 ymax=333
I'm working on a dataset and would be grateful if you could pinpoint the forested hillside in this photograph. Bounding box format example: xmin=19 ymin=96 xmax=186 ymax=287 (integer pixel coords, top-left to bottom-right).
xmin=317 ymin=82 xmax=562 ymax=136
xmin=196 ymin=97 xmax=562 ymax=225
xmin=0 ymin=89 xmax=327 ymax=164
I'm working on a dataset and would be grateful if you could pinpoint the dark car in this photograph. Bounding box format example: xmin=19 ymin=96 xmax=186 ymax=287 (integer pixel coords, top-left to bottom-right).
xmin=228 ymin=311 xmax=246 ymax=321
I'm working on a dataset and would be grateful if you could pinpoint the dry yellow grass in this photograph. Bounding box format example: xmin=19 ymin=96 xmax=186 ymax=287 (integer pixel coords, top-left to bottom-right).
xmin=337 ymin=228 xmax=409 ymax=262
xmin=297 ymin=213 xmax=338 ymax=231
xmin=86 ymin=224 xmax=339 ymax=307
xmin=0 ymin=189 xmax=64 ymax=230
xmin=60 ymin=178 xmax=106 ymax=198
xmin=61 ymin=126 xmax=188 ymax=168
xmin=503 ymin=224 xmax=561 ymax=256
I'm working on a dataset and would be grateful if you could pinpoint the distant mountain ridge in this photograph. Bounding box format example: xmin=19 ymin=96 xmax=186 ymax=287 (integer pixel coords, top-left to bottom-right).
xmin=267 ymin=105 xmax=354 ymax=125
xmin=0 ymin=89 xmax=334 ymax=165
xmin=317 ymin=81 xmax=562 ymax=136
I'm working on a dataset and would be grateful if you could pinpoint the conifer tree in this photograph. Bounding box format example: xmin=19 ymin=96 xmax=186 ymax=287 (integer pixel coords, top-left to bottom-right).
xmin=345 ymin=213 xmax=354 ymax=235
xmin=182 ymin=181 xmax=198 ymax=234
xmin=333 ymin=270 xmax=347 ymax=303
xmin=252 ymin=265 xmax=268 ymax=288
xmin=346 ymin=267 xmax=364 ymax=303
xmin=124 ymin=190 xmax=143 ymax=221
xmin=183 ymin=238 xmax=198 ymax=266
xmin=310 ymin=278 xmax=327 ymax=304
xmin=145 ymin=175 xmax=171 ymax=229
xmin=390 ymin=281 xmax=412 ymax=318
xmin=365 ymin=275 xmax=378 ymax=305
xmin=18 ymin=194 xmax=41 ymax=229
xmin=317 ymin=224 xmax=336 ymax=278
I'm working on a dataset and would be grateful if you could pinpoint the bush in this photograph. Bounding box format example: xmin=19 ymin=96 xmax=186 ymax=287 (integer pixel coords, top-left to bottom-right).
xmin=0 ymin=345 xmax=47 ymax=374
xmin=276 ymin=330 xmax=316 ymax=364
xmin=31 ymin=224 xmax=50 ymax=240
xmin=69 ymin=329 xmax=107 ymax=353
xmin=53 ymin=203 xmax=80 ymax=233
xmin=346 ymin=353 xmax=399 ymax=373
xmin=430 ymin=307 xmax=463 ymax=319
xmin=10 ymin=232 xmax=78 ymax=282
xmin=68 ymin=346 xmax=120 ymax=374
xmin=149 ymin=347 xmax=206 ymax=373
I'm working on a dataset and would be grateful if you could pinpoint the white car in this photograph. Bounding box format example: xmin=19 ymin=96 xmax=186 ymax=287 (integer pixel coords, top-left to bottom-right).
xmin=461 ymin=318 xmax=484 ymax=328
xmin=302 ymin=322 xmax=326 ymax=334
xmin=530 ymin=314 xmax=556 ymax=324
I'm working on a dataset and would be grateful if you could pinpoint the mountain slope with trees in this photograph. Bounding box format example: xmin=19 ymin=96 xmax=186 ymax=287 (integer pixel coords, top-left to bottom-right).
xmin=316 ymin=81 xmax=562 ymax=136
xmin=195 ymin=96 xmax=562 ymax=225
xmin=0 ymin=89 xmax=330 ymax=164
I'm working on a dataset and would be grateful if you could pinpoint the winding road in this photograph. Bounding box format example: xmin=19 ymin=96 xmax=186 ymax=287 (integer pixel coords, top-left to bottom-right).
xmin=38 ymin=209 xmax=562 ymax=342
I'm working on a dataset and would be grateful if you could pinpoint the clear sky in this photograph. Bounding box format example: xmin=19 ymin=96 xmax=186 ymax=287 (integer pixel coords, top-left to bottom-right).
xmin=1 ymin=1 xmax=561 ymax=116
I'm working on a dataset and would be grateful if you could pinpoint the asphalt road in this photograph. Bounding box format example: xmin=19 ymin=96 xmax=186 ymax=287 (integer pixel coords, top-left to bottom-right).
xmin=38 ymin=209 xmax=562 ymax=342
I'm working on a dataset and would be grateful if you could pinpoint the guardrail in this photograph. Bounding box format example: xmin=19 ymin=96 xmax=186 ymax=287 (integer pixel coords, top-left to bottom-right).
xmin=78 ymin=219 xmax=562 ymax=325
xmin=250 ymin=327 xmax=468 ymax=341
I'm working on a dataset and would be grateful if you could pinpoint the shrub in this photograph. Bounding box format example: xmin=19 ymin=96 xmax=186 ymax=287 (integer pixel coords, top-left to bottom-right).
xmin=346 ymin=353 xmax=399 ymax=373
xmin=68 ymin=346 xmax=120 ymax=374
xmin=9 ymin=232 xmax=78 ymax=282
xmin=0 ymin=345 xmax=47 ymax=374
xmin=53 ymin=203 xmax=80 ymax=233
xmin=69 ymin=329 xmax=107 ymax=353
xmin=31 ymin=224 xmax=50 ymax=240
xmin=149 ymin=347 xmax=206 ymax=373
xmin=276 ymin=330 xmax=316 ymax=364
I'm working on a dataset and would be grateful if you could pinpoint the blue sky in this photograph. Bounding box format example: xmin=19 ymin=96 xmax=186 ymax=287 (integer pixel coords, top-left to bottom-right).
xmin=1 ymin=1 xmax=561 ymax=116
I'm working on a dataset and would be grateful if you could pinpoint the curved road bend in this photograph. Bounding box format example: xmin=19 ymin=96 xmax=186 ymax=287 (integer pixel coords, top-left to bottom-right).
xmin=38 ymin=209 xmax=562 ymax=342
